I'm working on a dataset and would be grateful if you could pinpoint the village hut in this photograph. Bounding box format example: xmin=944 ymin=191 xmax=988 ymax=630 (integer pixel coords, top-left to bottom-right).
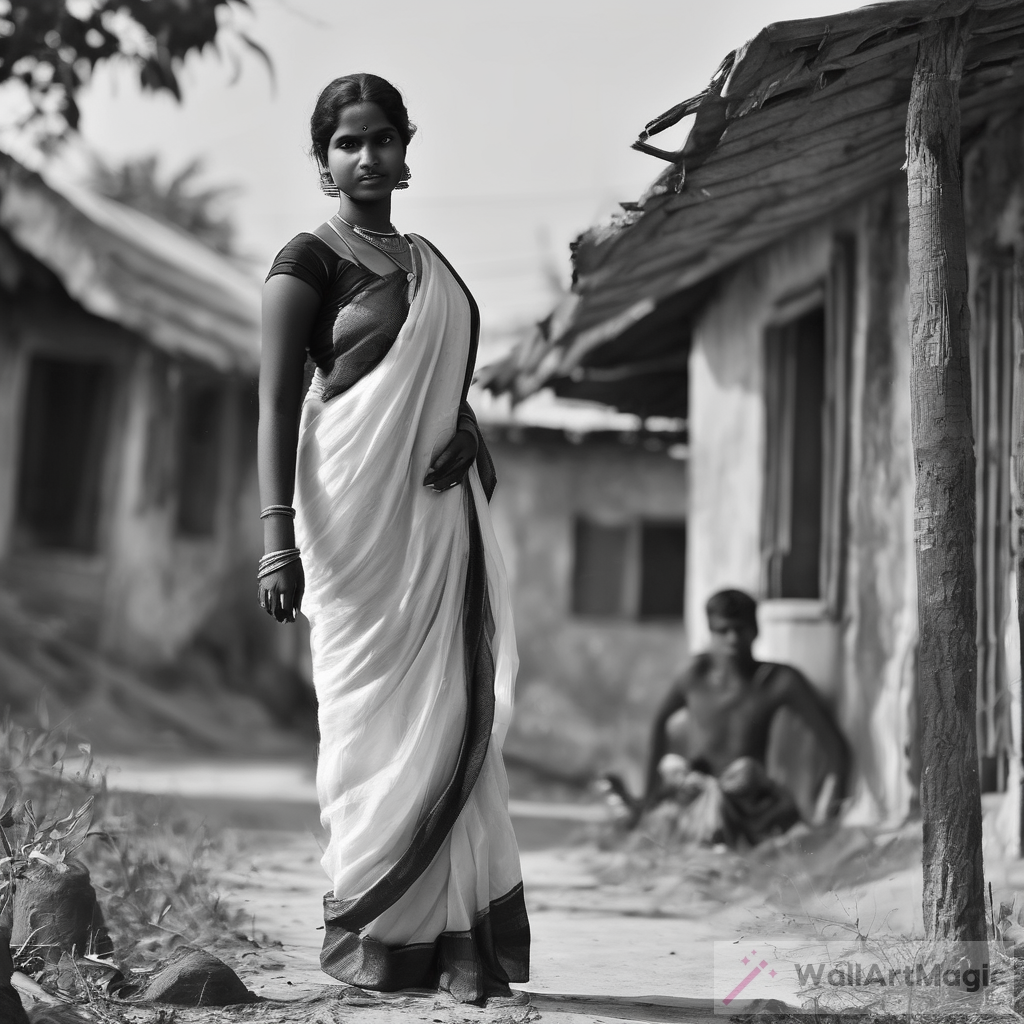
xmin=0 ymin=151 xmax=310 ymax=742
xmin=471 ymin=384 xmax=688 ymax=779
xmin=481 ymin=0 xmax=1024 ymax=836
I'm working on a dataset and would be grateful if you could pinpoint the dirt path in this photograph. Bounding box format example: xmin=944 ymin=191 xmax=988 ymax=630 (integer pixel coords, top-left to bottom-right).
xmin=78 ymin=757 xmax=1024 ymax=1023
xmin=205 ymin=825 xmax=916 ymax=1020
xmin=208 ymin=827 xmax=730 ymax=1023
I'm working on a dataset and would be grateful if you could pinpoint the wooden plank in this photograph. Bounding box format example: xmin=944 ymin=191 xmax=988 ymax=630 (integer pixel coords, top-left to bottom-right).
xmin=812 ymin=17 xmax=943 ymax=67
xmin=960 ymin=74 xmax=1024 ymax=110
xmin=814 ymin=26 xmax=936 ymax=73
xmin=998 ymin=265 xmax=1015 ymax=790
xmin=677 ymin=106 xmax=904 ymax=200
xmin=970 ymin=8 xmax=1024 ymax=34
xmin=627 ymin=137 xmax=898 ymax=266
xmin=823 ymin=234 xmax=856 ymax=618
xmin=572 ymin=156 xmax=904 ymax=358
xmin=975 ymin=0 xmax=1024 ymax=12
xmin=1012 ymin=247 xmax=1024 ymax=857
xmin=572 ymin=183 xmax=874 ymax=343
xmin=710 ymin=73 xmax=903 ymax=165
xmin=721 ymin=0 xmax=972 ymax=100
xmin=965 ymin=34 xmax=1024 ymax=64
xmin=577 ymin=163 xmax=874 ymax=311
xmin=632 ymin=129 xmax=899 ymax=246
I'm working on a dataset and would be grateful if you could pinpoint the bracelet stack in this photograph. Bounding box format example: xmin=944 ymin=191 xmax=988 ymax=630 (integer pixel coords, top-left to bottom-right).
xmin=260 ymin=504 xmax=296 ymax=520
xmin=258 ymin=548 xmax=301 ymax=579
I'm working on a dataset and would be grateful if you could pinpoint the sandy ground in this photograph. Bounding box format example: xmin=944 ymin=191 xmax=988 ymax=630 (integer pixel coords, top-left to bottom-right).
xmin=71 ymin=757 xmax=1024 ymax=1024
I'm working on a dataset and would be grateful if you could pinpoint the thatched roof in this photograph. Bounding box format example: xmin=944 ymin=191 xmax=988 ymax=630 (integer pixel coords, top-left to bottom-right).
xmin=0 ymin=151 xmax=260 ymax=373
xmin=480 ymin=0 xmax=1024 ymax=415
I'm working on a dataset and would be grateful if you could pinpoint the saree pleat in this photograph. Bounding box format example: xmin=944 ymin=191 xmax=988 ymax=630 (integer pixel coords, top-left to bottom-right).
xmin=293 ymin=239 xmax=526 ymax=1001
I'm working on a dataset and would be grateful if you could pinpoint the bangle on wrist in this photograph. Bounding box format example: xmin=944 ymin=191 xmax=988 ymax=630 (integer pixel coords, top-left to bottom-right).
xmin=258 ymin=547 xmax=301 ymax=579
xmin=260 ymin=505 xmax=296 ymax=520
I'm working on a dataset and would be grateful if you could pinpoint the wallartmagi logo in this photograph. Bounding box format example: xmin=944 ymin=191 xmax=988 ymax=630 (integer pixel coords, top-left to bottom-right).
xmin=712 ymin=939 xmax=1008 ymax=1015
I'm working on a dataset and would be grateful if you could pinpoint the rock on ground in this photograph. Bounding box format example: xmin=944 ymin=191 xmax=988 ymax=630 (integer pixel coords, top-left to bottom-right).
xmin=140 ymin=946 xmax=254 ymax=1006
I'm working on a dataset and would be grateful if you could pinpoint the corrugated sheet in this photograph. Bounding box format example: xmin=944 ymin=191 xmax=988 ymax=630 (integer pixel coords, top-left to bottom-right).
xmin=0 ymin=152 xmax=261 ymax=373
xmin=483 ymin=0 xmax=1024 ymax=401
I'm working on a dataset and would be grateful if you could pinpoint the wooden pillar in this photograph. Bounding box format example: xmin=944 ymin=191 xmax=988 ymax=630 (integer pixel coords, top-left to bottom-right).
xmin=1014 ymin=246 xmax=1024 ymax=857
xmin=905 ymin=16 xmax=986 ymax=944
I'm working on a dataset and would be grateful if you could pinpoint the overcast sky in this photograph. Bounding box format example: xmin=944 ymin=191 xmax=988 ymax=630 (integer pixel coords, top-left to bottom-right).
xmin=65 ymin=0 xmax=853 ymax=331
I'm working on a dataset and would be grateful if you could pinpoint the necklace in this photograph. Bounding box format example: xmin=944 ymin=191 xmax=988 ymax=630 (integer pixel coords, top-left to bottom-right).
xmin=334 ymin=214 xmax=408 ymax=254
xmin=332 ymin=214 xmax=414 ymax=278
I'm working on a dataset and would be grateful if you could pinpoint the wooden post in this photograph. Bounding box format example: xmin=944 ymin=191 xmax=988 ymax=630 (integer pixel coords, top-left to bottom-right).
xmin=1013 ymin=247 xmax=1024 ymax=858
xmin=905 ymin=15 xmax=986 ymax=944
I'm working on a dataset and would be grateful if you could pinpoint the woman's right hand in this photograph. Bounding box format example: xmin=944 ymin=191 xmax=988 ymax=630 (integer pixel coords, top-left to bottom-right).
xmin=258 ymin=560 xmax=305 ymax=623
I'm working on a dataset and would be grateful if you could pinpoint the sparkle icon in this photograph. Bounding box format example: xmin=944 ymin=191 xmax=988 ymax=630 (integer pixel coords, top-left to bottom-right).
xmin=723 ymin=953 xmax=772 ymax=1006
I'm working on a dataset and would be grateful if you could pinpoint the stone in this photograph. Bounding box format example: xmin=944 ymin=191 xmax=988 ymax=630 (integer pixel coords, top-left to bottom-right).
xmin=11 ymin=860 xmax=112 ymax=965
xmin=140 ymin=946 xmax=253 ymax=1006
xmin=0 ymin=927 xmax=31 ymax=1024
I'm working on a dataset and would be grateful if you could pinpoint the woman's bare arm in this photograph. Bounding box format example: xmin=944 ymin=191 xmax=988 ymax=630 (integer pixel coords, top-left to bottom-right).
xmin=257 ymin=274 xmax=320 ymax=621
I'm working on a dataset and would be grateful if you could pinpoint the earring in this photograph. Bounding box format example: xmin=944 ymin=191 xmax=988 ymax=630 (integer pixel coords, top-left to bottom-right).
xmin=319 ymin=169 xmax=340 ymax=197
xmin=395 ymin=163 xmax=411 ymax=191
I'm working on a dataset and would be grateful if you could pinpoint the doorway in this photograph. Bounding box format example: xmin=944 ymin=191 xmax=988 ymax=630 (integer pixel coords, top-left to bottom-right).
xmin=15 ymin=355 xmax=116 ymax=552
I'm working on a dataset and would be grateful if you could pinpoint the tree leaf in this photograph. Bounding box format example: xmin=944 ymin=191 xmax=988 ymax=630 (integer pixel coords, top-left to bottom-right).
xmin=28 ymin=848 xmax=68 ymax=872
xmin=238 ymin=31 xmax=274 ymax=89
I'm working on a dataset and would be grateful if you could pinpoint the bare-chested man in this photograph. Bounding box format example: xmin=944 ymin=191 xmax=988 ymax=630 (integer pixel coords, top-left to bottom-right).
xmin=612 ymin=589 xmax=851 ymax=846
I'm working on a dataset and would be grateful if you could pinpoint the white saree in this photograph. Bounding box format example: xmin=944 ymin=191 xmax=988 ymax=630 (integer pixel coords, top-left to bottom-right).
xmin=293 ymin=237 xmax=529 ymax=1002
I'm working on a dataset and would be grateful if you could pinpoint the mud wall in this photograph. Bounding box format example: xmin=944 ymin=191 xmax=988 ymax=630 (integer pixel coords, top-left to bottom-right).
xmin=841 ymin=184 xmax=918 ymax=825
xmin=686 ymin=197 xmax=924 ymax=823
xmin=485 ymin=432 xmax=688 ymax=781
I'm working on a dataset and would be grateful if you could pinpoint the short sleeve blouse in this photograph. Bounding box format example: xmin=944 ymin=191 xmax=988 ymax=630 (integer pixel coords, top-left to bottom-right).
xmin=266 ymin=232 xmax=412 ymax=402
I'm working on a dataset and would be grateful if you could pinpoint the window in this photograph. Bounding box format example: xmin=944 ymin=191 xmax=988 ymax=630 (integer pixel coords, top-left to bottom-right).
xmin=15 ymin=355 xmax=115 ymax=552
xmin=175 ymin=372 xmax=225 ymax=537
xmin=761 ymin=236 xmax=854 ymax=611
xmin=972 ymin=256 xmax=1017 ymax=791
xmin=571 ymin=517 xmax=686 ymax=620
xmin=639 ymin=522 xmax=687 ymax=619
xmin=572 ymin=520 xmax=631 ymax=617
xmin=762 ymin=307 xmax=826 ymax=599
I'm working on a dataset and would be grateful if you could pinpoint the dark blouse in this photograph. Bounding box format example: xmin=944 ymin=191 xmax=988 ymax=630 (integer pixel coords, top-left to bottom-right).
xmin=266 ymin=229 xmax=497 ymax=499
xmin=266 ymin=232 xmax=415 ymax=403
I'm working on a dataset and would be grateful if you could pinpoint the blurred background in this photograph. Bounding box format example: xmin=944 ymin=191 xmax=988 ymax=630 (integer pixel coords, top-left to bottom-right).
xmin=0 ymin=0 xmax=846 ymax=793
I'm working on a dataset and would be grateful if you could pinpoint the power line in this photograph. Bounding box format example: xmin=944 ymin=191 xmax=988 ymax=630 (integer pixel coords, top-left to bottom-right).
xmin=407 ymin=189 xmax=629 ymax=207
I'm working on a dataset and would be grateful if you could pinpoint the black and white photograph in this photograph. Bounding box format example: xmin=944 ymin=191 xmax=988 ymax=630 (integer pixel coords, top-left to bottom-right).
xmin=1 ymin=0 xmax=1024 ymax=1021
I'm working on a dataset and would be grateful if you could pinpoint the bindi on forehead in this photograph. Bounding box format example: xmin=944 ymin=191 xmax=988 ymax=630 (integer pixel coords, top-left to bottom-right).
xmin=334 ymin=102 xmax=392 ymax=134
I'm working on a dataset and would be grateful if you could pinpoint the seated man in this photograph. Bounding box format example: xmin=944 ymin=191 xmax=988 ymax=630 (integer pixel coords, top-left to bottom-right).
xmin=610 ymin=589 xmax=851 ymax=847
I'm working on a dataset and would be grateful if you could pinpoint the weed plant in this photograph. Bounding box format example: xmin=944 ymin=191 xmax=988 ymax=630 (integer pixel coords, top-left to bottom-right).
xmin=1 ymin=708 xmax=249 ymax=974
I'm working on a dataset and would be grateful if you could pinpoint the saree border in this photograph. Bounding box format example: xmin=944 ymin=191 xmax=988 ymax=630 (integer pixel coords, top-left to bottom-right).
xmin=321 ymin=881 xmax=530 ymax=1002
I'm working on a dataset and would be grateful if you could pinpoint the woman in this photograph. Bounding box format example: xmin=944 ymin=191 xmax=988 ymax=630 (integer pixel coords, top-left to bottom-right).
xmin=256 ymin=74 xmax=529 ymax=1004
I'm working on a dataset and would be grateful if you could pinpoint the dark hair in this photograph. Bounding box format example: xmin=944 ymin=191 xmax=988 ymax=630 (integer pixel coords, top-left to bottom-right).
xmin=705 ymin=589 xmax=758 ymax=627
xmin=310 ymin=73 xmax=416 ymax=167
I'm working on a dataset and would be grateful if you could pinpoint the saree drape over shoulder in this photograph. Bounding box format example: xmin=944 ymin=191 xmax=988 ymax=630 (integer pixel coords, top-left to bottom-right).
xmin=292 ymin=236 xmax=529 ymax=1002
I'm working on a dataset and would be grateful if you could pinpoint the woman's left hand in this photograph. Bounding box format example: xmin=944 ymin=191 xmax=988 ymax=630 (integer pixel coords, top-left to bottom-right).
xmin=423 ymin=428 xmax=478 ymax=491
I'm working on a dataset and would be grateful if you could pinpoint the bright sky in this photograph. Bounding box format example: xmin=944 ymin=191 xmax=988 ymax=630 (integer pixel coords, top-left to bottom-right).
xmin=64 ymin=0 xmax=851 ymax=332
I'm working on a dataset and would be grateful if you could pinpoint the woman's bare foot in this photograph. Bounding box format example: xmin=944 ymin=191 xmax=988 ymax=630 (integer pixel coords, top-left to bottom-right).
xmin=485 ymin=988 xmax=530 ymax=1007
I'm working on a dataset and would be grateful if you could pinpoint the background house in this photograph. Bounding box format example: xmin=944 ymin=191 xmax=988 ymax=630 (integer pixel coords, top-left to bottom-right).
xmin=482 ymin=0 xmax=1024 ymax=831
xmin=0 ymin=151 xmax=311 ymax=748
xmin=472 ymin=386 xmax=688 ymax=780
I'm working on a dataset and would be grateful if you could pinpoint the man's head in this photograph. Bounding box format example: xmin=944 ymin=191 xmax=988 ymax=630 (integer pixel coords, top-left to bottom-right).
xmin=706 ymin=589 xmax=758 ymax=660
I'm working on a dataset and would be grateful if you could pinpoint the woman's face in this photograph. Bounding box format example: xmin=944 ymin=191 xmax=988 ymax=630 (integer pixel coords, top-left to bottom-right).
xmin=325 ymin=101 xmax=406 ymax=203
